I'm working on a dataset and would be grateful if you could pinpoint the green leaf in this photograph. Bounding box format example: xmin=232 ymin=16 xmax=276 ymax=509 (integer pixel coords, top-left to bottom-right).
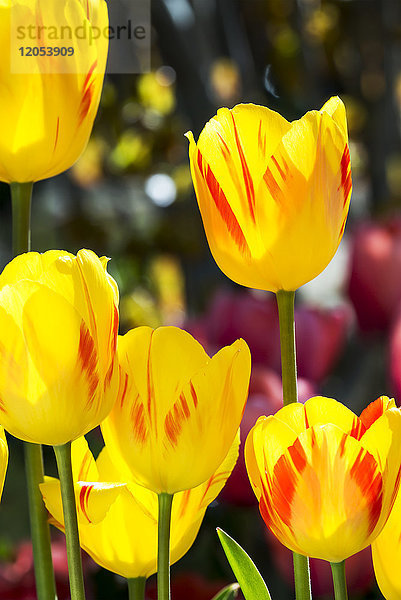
xmin=210 ymin=582 xmax=240 ymax=600
xmin=217 ymin=528 xmax=272 ymax=600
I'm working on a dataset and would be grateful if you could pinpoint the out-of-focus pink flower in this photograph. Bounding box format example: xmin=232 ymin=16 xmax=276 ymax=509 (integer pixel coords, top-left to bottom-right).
xmin=220 ymin=368 xmax=317 ymax=506
xmin=390 ymin=311 xmax=401 ymax=403
xmin=0 ymin=537 xmax=96 ymax=600
xmin=187 ymin=290 xmax=350 ymax=384
xmin=348 ymin=220 xmax=401 ymax=332
xmin=264 ymin=529 xmax=374 ymax=598
xmin=295 ymin=304 xmax=352 ymax=382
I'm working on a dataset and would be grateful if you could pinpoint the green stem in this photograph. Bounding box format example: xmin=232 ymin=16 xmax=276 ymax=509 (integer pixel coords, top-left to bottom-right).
xmin=276 ymin=290 xmax=297 ymax=406
xmin=331 ymin=561 xmax=348 ymax=600
xmin=10 ymin=182 xmax=32 ymax=255
xmin=293 ymin=553 xmax=312 ymax=600
xmin=128 ymin=577 xmax=147 ymax=600
xmin=276 ymin=290 xmax=311 ymax=600
xmin=25 ymin=444 xmax=57 ymax=600
xmin=11 ymin=181 xmax=56 ymax=600
xmin=157 ymin=493 xmax=174 ymax=600
xmin=54 ymin=442 xmax=86 ymax=600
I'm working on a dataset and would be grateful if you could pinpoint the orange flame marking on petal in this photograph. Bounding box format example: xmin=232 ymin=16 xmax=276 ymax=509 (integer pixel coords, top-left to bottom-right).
xmin=78 ymin=449 xmax=92 ymax=481
xmin=304 ymin=406 xmax=310 ymax=429
xmin=53 ymin=117 xmax=60 ymax=153
xmin=197 ymin=149 xmax=251 ymax=259
xmin=271 ymin=438 xmax=307 ymax=527
xmin=0 ymin=397 xmax=7 ymax=414
xmin=263 ymin=164 xmax=286 ymax=206
xmin=349 ymin=448 xmax=382 ymax=536
xmin=178 ymin=489 xmax=191 ymax=518
xmin=230 ymin=112 xmax=256 ymax=222
xmin=189 ymin=381 xmax=198 ymax=408
xmin=78 ymin=322 xmax=99 ymax=409
xmin=258 ymin=121 xmax=266 ymax=155
xmin=130 ymin=397 xmax=148 ymax=444
xmin=79 ymin=484 xmax=94 ymax=523
xmin=79 ymin=60 xmax=98 ymax=126
xmin=271 ymin=155 xmax=288 ymax=181
xmin=349 ymin=417 xmax=365 ymax=440
xmin=164 ymin=392 xmax=191 ymax=447
xmin=360 ymin=397 xmax=391 ymax=431
xmin=217 ymin=132 xmax=231 ymax=161
xmin=119 ymin=371 xmax=129 ymax=408
xmin=339 ymin=145 xmax=352 ymax=208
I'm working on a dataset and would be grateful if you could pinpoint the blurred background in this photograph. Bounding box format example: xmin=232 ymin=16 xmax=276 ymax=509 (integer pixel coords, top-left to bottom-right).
xmin=1 ymin=0 xmax=401 ymax=597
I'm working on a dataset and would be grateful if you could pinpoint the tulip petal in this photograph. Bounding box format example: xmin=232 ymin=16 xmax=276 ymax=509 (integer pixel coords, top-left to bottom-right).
xmin=303 ymin=396 xmax=363 ymax=438
xmin=71 ymin=436 xmax=99 ymax=483
xmin=102 ymin=329 xmax=250 ymax=494
xmin=40 ymin=476 xmax=124 ymax=526
xmin=359 ymin=396 xmax=395 ymax=430
xmin=0 ymin=427 xmax=8 ymax=500
xmin=259 ymin=425 xmax=383 ymax=562
xmin=320 ymin=96 xmax=348 ymax=140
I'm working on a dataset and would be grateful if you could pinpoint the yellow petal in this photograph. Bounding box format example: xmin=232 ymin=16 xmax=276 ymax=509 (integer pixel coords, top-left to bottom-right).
xmin=40 ymin=476 xmax=124 ymax=526
xmin=0 ymin=427 xmax=8 ymax=501
xmin=0 ymin=0 xmax=108 ymax=183
xmin=71 ymin=437 xmax=99 ymax=482
xmin=320 ymin=96 xmax=348 ymax=140
xmin=102 ymin=328 xmax=250 ymax=494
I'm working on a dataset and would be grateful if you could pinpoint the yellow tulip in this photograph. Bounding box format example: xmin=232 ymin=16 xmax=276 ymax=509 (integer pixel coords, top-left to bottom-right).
xmin=186 ymin=97 xmax=351 ymax=292
xmin=101 ymin=326 xmax=251 ymax=494
xmin=0 ymin=0 xmax=108 ymax=183
xmin=372 ymin=461 xmax=401 ymax=599
xmin=245 ymin=396 xmax=401 ymax=563
xmin=0 ymin=427 xmax=9 ymax=502
xmin=40 ymin=433 xmax=239 ymax=578
xmin=0 ymin=249 xmax=119 ymax=445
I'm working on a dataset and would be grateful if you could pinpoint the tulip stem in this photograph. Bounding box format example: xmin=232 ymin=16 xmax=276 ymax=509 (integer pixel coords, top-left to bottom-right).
xmin=157 ymin=492 xmax=174 ymax=600
xmin=11 ymin=181 xmax=56 ymax=600
xmin=293 ymin=553 xmax=312 ymax=600
xmin=276 ymin=291 xmax=311 ymax=600
xmin=331 ymin=561 xmax=348 ymax=600
xmin=276 ymin=290 xmax=297 ymax=406
xmin=25 ymin=443 xmax=57 ymax=600
xmin=10 ymin=181 xmax=32 ymax=255
xmin=54 ymin=442 xmax=86 ymax=600
xmin=128 ymin=577 xmax=147 ymax=600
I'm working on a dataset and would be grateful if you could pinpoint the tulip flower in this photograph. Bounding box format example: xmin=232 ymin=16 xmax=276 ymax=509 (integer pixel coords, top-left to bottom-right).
xmin=186 ymin=97 xmax=351 ymax=292
xmin=372 ymin=454 xmax=401 ymax=599
xmin=0 ymin=0 xmax=108 ymax=183
xmin=0 ymin=249 xmax=119 ymax=445
xmin=0 ymin=427 xmax=8 ymax=501
xmin=245 ymin=395 xmax=401 ymax=563
xmin=40 ymin=434 xmax=239 ymax=579
xmin=101 ymin=326 xmax=251 ymax=495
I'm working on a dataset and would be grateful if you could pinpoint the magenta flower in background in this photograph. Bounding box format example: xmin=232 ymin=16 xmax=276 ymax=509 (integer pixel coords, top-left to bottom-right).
xmin=348 ymin=219 xmax=401 ymax=332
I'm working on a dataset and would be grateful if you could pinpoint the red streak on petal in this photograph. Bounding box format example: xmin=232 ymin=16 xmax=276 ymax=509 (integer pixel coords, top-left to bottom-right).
xmin=197 ymin=149 xmax=251 ymax=259
xmin=258 ymin=121 xmax=266 ymax=154
xmin=78 ymin=449 xmax=92 ymax=481
xmin=360 ymin=396 xmax=391 ymax=431
xmin=350 ymin=448 xmax=382 ymax=536
xmin=190 ymin=381 xmax=198 ymax=408
xmin=217 ymin=132 xmax=231 ymax=161
xmin=164 ymin=392 xmax=192 ymax=447
xmin=79 ymin=60 xmax=98 ymax=126
xmin=119 ymin=372 xmax=129 ymax=408
xmin=78 ymin=323 xmax=99 ymax=410
xmin=271 ymin=155 xmax=288 ymax=181
xmin=178 ymin=489 xmax=191 ymax=518
xmin=0 ymin=397 xmax=7 ymax=414
xmin=349 ymin=417 xmax=365 ymax=440
xmin=340 ymin=145 xmax=352 ymax=207
xmin=130 ymin=397 xmax=148 ymax=444
xmin=230 ymin=112 xmax=256 ymax=222
xmin=79 ymin=484 xmax=94 ymax=523
xmin=53 ymin=117 xmax=60 ymax=153
xmin=271 ymin=438 xmax=307 ymax=527
xmin=263 ymin=164 xmax=286 ymax=206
